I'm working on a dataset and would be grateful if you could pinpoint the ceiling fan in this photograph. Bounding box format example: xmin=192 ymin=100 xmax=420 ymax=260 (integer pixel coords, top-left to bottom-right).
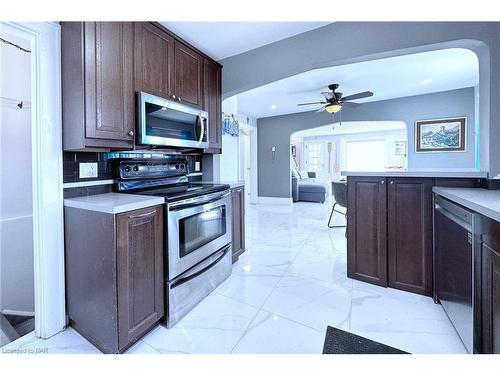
xmin=297 ymin=83 xmax=374 ymax=113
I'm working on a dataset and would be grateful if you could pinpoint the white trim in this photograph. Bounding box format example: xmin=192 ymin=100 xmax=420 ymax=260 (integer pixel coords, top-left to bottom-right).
xmin=2 ymin=22 xmax=66 ymax=340
xmin=258 ymin=196 xmax=293 ymax=206
xmin=1 ymin=309 xmax=35 ymax=317
xmin=63 ymin=179 xmax=116 ymax=189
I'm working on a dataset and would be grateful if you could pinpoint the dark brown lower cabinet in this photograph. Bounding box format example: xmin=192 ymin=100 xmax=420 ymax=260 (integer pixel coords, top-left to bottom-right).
xmin=387 ymin=178 xmax=433 ymax=296
xmin=347 ymin=176 xmax=433 ymax=296
xmin=481 ymin=216 xmax=500 ymax=354
xmin=347 ymin=177 xmax=387 ymax=286
xmin=65 ymin=205 xmax=164 ymax=353
xmin=231 ymin=186 xmax=246 ymax=263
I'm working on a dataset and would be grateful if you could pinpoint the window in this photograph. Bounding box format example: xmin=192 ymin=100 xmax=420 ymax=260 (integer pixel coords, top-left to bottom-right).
xmin=345 ymin=140 xmax=386 ymax=171
xmin=305 ymin=142 xmax=324 ymax=181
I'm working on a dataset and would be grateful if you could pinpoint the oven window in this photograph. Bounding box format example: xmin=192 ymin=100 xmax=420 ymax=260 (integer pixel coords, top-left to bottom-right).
xmin=145 ymin=102 xmax=198 ymax=141
xmin=179 ymin=206 xmax=227 ymax=257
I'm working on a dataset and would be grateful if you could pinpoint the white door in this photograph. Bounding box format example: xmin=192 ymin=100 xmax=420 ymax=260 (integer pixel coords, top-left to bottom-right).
xmin=239 ymin=126 xmax=257 ymax=204
xmin=305 ymin=142 xmax=325 ymax=182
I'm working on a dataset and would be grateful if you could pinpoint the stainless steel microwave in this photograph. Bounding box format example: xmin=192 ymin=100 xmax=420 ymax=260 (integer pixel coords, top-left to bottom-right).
xmin=137 ymin=92 xmax=208 ymax=149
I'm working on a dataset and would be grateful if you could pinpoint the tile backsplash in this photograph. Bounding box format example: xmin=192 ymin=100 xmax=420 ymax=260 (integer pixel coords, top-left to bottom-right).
xmin=63 ymin=151 xmax=203 ymax=197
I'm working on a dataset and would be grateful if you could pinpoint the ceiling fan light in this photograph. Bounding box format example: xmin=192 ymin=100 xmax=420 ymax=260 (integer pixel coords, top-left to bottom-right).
xmin=325 ymin=104 xmax=342 ymax=113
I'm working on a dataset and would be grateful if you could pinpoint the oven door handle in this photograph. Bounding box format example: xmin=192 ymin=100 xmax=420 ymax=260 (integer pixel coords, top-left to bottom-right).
xmin=169 ymin=191 xmax=230 ymax=212
xmin=170 ymin=244 xmax=231 ymax=289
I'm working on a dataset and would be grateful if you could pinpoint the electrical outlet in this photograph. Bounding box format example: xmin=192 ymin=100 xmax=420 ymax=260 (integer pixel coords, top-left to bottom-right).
xmin=79 ymin=162 xmax=98 ymax=179
xmin=195 ymin=161 xmax=201 ymax=172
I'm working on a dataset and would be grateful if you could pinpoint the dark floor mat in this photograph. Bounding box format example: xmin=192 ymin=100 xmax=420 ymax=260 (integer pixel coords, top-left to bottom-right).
xmin=322 ymin=326 xmax=409 ymax=354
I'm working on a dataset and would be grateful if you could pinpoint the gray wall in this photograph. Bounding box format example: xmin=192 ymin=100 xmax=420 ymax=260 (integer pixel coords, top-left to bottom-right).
xmin=221 ymin=22 xmax=500 ymax=176
xmin=257 ymin=88 xmax=475 ymax=198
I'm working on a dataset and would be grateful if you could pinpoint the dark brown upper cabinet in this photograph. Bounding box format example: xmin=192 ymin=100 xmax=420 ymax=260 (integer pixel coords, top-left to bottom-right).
xmin=387 ymin=178 xmax=433 ymax=296
xmin=174 ymin=41 xmax=204 ymax=109
xmin=134 ymin=22 xmax=175 ymax=98
xmin=203 ymin=58 xmax=222 ymax=152
xmin=61 ymin=22 xmax=135 ymax=151
xmin=347 ymin=176 xmax=388 ymax=286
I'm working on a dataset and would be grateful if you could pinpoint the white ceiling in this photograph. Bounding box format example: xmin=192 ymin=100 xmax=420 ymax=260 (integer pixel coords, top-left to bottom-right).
xmin=159 ymin=22 xmax=331 ymax=60
xmin=236 ymin=48 xmax=479 ymax=119
xmin=291 ymin=121 xmax=407 ymax=140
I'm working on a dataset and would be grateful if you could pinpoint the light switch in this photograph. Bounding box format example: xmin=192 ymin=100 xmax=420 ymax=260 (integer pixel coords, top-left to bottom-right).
xmin=79 ymin=162 xmax=98 ymax=178
xmin=195 ymin=161 xmax=201 ymax=172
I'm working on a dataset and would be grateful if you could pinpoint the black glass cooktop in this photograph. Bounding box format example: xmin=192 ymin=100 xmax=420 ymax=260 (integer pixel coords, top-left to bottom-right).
xmin=126 ymin=182 xmax=230 ymax=203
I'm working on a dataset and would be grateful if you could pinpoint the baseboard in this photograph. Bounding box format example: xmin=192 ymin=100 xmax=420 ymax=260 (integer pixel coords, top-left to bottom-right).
xmin=1 ymin=309 xmax=35 ymax=317
xmin=258 ymin=196 xmax=293 ymax=206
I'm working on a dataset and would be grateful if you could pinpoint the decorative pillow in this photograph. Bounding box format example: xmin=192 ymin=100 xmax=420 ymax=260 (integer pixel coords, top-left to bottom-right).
xmin=298 ymin=170 xmax=309 ymax=180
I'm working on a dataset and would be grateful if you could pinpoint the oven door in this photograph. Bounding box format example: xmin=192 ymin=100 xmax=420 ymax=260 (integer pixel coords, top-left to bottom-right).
xmin=138 ymin=92 xmax=208 ymax=149
xmin=167 ymin=190 xmax=232 ymax=279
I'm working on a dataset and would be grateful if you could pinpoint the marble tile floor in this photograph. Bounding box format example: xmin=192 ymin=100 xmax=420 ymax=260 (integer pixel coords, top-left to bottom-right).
xmin=1 ymin=199 xmax=467 ymax=355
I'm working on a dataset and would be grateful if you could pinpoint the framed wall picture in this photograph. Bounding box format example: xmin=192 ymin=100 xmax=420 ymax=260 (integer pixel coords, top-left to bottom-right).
xmin=415 ymin=117 xmax=466 ymax=152
xmin=394 ymin=141 xmax=407 ymax=156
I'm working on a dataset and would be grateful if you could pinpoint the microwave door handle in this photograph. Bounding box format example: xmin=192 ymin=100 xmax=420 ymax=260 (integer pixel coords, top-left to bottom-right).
xmin=197 ymin=115 xmax=204 ymax=144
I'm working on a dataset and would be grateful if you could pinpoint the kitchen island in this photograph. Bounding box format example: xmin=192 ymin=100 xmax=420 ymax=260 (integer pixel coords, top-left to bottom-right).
xmin=341 ymin=170 xmax=488 ymax=296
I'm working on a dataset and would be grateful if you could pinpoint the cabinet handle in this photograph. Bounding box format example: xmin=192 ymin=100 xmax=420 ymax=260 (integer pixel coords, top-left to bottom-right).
xmin=390 ymin=180 xmax=394 ymax=184
xmin=380 ymin=180 xmax=385 ymax=185
xmin=128 ymin=131 xmax=134 ymax=137
xmin=171 ymin=94 xmax=177 ymax=100
xmin=177 ymin=97 xmax=182 ymax=102
xmin=128 ymin=210 xmax=156 ymax=219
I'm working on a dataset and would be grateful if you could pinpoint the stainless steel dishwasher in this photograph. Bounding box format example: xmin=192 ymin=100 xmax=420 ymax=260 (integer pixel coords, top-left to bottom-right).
xmin=433 ymin=195 xmax=482 ymax=354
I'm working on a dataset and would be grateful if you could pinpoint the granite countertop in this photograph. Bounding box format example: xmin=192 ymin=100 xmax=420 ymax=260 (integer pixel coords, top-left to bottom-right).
xmin=195 ymin=181 xmax=245 ymax=189
xmin=433 ymin=187 xmax=500 ymax=222
xmin=341 ymin=171 xmax=488 ymax=178
xmin=64 ymin=193 xmax=164 ymax=214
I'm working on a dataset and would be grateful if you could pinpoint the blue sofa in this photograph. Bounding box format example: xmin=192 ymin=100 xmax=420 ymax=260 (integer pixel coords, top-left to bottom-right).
xmin=292 ymin=171 xmax=327 ymax=203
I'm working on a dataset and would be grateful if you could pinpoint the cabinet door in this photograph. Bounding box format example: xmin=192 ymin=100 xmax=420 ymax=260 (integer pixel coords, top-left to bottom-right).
xmin=84 ymin=22 xmax=135 ymax=143
xmin=387 ymin=178 xmax=433 ymax=296
xmin=174 ymin=41 xmax=203 ymax=108
xmin=117 ymin=206 xmax=164 ymax=351
xmin=347 ymin=177 xmax=387 ymax=286
xmin=134 ymin=22 xmax=174 ymax=98
xmin=231 ymin=187 xmax=246 ymax=263
xmin=482 ymin=229 xmax=500 ymax=353
xmin=203 ymin=58 xmax=222 ymax=151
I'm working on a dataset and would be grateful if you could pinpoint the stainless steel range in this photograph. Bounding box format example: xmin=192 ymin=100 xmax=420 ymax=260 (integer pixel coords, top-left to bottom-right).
xmin=116 ymin=158 xmax=232 ymax=327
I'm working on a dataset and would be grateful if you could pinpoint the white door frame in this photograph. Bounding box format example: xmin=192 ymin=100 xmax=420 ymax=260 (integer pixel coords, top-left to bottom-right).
xmin=2 ymin=22 xmax=65 ymax=339
xmin=238 ymin=124 xmax=258 ymax=204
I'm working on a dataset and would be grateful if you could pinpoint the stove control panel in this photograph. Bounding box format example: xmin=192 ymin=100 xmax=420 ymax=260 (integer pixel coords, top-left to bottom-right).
xmin=119 ymin=159 xmax=188 ymax=179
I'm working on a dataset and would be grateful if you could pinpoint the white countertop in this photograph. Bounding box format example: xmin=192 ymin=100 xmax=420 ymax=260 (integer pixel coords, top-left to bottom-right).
xmin=433 ymin=187 xmax=500 ymax=222
xmin=194 ymin=181 xmax=245 ymax=189
xmin=341 ymin=171 xmax=488 ymax=178
xmin=64 ymin=193 xmax=164 ymax=214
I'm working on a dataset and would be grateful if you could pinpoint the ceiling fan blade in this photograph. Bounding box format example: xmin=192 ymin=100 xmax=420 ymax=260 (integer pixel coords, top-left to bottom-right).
xmin=316 ymin=106 xmax=326 ymax=113
xmin=321 ymin=92 xmax=334 ymax=100
xmin=341 ymin=91 xmax=374 ymax=101
xmin=341 ymin=101 xmax=361 ymax=107
xmin=297 ymin=101 xmax=326 ymax=106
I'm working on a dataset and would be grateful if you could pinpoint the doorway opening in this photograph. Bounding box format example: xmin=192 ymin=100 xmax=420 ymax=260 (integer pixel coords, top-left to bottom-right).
xmin=0 ymin=29 xmax=35 ymax=347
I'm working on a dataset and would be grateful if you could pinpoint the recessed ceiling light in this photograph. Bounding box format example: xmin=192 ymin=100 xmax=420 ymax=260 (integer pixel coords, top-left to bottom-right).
xmin=423 ymin=78 xmax=433 ymax=84
xmin=270 ymin=104 xmax=277 ymax=110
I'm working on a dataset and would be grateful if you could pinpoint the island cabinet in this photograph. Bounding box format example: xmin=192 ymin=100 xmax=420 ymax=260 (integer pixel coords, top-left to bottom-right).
xmin=347 ymin=177 xmax=388 ymax=286
xmin=347 ymin=176 xmax=433 ymax=296
xmin=481 ymin=216 xmax=500 ymax=354
xmin=231 ymin=186 xmax=246 ymax=263
xmin=65 ymin=205 xmax=164 ymax=353
xmin=61 ymin=22 xmax=135 ymax=151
